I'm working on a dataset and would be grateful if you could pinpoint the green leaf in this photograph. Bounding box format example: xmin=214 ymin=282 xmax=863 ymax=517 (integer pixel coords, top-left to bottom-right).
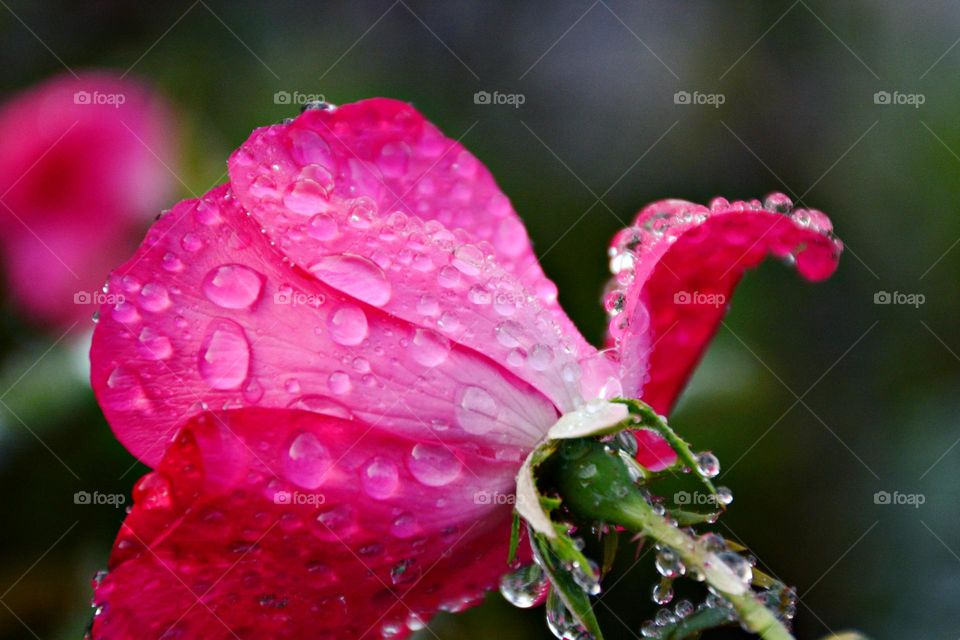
xmin=532 ymin=533 xmax=604 ymax=640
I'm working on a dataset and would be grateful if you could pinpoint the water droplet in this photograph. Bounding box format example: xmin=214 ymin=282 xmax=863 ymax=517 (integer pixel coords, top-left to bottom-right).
xmin=286 ymin=395 xmax=352 ymax=419
xmin=455 ymin=386 xmax=499 ymax=435
xmin=361 ymin=457 xmax=399 ymax=500
xmin=139 ymin=283 xmax=171 ymax=312
xmin=407 ymin=444 xmax=461 ymax=486
xmin=499 ymin=563 xmax=548 ymax=608
xmin=328 ymin=371 xmax=351 ymax=395
xmin=327 ymin=304 xmax=368 ymax=346
xmin=283 ymin=431 xmax=332 ymax=489
xmin=198 ymin=319 xmax=250 ymax=390
xmin=652 ymin=579 xmax=673 ymax=605
xmin=308 ymin=214 xmax=338 ymax=240
xmin=716 ymin=486 xmax=733 ymax=505
xmin=416 ymin=295 xmax=440 ymax=317
xmin=451 ymin=244 xmax=483 ymax=276
xmin=137 ymin=328 xmax=172 ymax=361
xmin=202 ymin=264 xmax=264 ymax=309
xmin=695 ymin=451 xmax=720 ymax=478
xmin=309 ymin=254 xmax=391 ymax=306
xmin=282 ymin=165 xmax=334 ymax=215
xmin=410 ymin=329 xmax=450 ymax=367
xmin=763 ymin=192 xmax=794 ymax=214
xmin=655 ymin=547 xmax=685 ymax=578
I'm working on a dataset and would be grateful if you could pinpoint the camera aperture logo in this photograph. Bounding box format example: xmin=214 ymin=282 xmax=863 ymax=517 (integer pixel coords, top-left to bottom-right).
xmin=674 ymin=290 xmax=726 ymax=308
xmin=873 ymin=290 xmax=924 ymax=308
xmin=674 ymin=491 xmax=720 ymax=506
xmin=74 ymin=490 xmax=126 ymax=508
xmin=474 ymin=90 xmax=525 ymax=109
xmin=873 ymin=90 xmax=924 ymax=109
xmin=73 ymin=90 xmax=126 ymax=108
xmin=474 ymin=490 xmax=516 ymax=505
xmin=74 ymin=290 xmax=125 ymax=306
xmin=274 ymin=90 xmax=326 ymax=106
xmin=273 ymin=289 xmax=326 ymax=308
xmin=273 ymin=490 xmax=326 ymax=507
xmin=874 ymin=490 xmax=924 ymax=509
xmin=674 ymin=90 xmax=725 ymax=108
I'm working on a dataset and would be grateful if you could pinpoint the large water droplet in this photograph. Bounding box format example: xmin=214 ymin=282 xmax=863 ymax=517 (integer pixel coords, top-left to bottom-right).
xmin=499 ymin=563 xmax=549 ymax=608
xmin=455 ymin=386 xmax=499 ymax=435
xmin=202 ymin=264 xmax=264 ymax=309
xmin=309 ymin=254 xmax=391 ymax=307
xmin=361 ymin=457 xmax=399 ymax=500
xmin=283 ymin=431 xmax=332 ymax=489
xmin=407 ymin=444 xmax=461 ymax=486
xmin=139 ymin=283 xmax=171 ymax=312
xmin=136 ymin=328 xmax=172 ymax=361
xmin=327 ymin=304 xmax=368 ymax=346
xmin=328 ymin=371 xmax=351 ymax=395
xmin=198 ymin=319 xmax=250 ymax=390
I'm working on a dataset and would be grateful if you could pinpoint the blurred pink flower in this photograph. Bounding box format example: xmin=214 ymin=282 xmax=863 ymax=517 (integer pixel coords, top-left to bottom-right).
xmin=87 ymin=99 xmax=840 ymax=638
xmin=0 ymin=71 xmax=177 ymax=329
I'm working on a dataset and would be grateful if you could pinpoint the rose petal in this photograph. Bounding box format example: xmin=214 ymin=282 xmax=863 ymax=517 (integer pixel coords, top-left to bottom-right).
xmin=91 ymin=184 xmax=558 ymax=467
xmin=228 ymin=97 xmax=591 ymax=359
xmin=90 ymin=408 xmax=521 ymax=639
xmin=605 ymin=195 xmax=841 ymax=415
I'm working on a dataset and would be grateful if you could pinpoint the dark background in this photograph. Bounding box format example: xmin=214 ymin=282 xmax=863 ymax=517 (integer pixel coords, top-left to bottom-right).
xmin=0 ymin=1 xmax=957 ymax=638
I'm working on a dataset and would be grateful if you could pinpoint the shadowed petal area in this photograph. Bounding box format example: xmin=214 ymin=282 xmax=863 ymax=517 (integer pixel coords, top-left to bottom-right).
xmin=90 ymin=184 xmax=559 ymax=468
xmin=605 ymin=196 xmax=841 ymax=416
xmin=91 ymin=408 xmax=521 ymax=640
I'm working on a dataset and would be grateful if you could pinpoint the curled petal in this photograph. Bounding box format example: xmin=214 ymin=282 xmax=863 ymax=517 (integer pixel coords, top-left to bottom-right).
xmin=91 ymin=408 xmax=521 ymax=639
xmin=605 ymin=195 xmax=841 ymax=415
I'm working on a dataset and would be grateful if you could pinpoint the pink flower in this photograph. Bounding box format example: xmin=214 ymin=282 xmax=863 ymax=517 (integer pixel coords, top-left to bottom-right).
xmin=0 ymin=71 xmax=177 ymax=329
xmin=88 ymin=98 xmax=840 ymax=638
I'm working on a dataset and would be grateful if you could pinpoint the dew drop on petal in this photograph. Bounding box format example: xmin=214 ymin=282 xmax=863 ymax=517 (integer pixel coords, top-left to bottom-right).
xmin=202 ymin=264 xmax=264 ymax=309
xmin=198 ymin=319 xmax=250 ymax=390
xmin=407 ymin=444 xmax=461 ymax=487
xmin=361 ymin=457 xmax=399 ymax=500
xmin=139 ymin=283 xmax=171 ymax=313
xmin=283 ymin=431 xmax=332 ymax=489
xmin=455 ymin=386 xmax=499 ymax=435
xmin=328 ymin=371 xmax=351 ymax=395
xmin=326 ymin=304 xmax=368 ymax=346
xmin=309 ymin=254 xmax=391 ymax=306
xmin=410 ymin=329 xmax=450 ymax=367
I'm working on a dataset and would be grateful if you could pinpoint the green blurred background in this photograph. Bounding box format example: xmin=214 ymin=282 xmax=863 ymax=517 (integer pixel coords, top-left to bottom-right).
xmin=0 ymin=1 xmax=957 ymax=638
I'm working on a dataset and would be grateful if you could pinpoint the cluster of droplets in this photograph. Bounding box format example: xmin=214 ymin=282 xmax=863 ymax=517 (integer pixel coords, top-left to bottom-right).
xmin=545 ymin=590 xmax=594 ymax=640
xmin=602 ymin=193 xmax=839 ymax=354
xmin=640 ymin=598 xmax=701 ymax=638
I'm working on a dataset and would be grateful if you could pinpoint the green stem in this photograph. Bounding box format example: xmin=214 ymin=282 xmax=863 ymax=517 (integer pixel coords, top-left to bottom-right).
xmin=620 ymin=499 xmax=793 ymax=640
xmin=549 ymin=439 xmax=794 ymax=640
